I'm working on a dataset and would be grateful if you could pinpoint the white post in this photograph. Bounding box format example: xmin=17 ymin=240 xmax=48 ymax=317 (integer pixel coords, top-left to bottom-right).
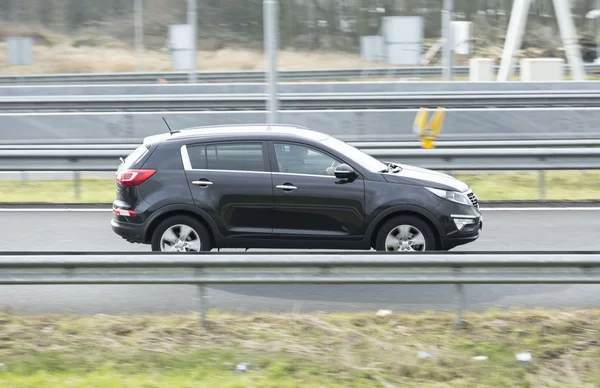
xmin=497 ymin=0 xmax=532 ymax=81
xmin=187 ymin=0 xmax=197 ymax=83
xmin=441 ymin=0 xmax=454 ymax=81
xmin=134 ymin=0 xmax=143 ymax=72
xmin=553 ymin=0 xmax=585 ymax=81
xmin=264 ymin=0 xmax=279 ymax=123
xmin=597 ymin=0 xmax=600 ymax=61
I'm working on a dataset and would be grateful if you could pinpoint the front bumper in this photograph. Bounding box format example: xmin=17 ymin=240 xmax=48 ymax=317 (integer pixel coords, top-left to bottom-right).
xmin=435 ymin=201 xmax=483 ymax=250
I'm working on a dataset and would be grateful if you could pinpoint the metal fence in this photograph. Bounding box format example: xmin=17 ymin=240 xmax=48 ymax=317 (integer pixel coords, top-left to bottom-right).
xmin=4 ymin=81 xmax=600 ymax=98
xmin=2 ymin=252 xmax=599 ymax=327
xmin=4 ymin=91 xmax=600 ymax=112
xmin=1 ymin=63 xmax=599 ymax=85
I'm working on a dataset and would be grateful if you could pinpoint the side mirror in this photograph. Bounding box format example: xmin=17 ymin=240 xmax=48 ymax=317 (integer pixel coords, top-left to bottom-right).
xmin=334 ymin=164 xmax=356 ymax=180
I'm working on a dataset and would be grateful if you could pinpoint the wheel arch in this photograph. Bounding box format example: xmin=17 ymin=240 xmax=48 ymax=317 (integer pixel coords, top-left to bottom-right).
xmin=143 ymin=204 xmax=219 ymax=248
xmin=367 ymin=205 xmax=444 ymax=250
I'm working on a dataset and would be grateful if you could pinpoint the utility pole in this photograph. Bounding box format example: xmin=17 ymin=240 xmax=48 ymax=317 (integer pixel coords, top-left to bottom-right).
xmin=264 ymin=0 xmax=279 ymax=123
xmin=441 ymin=0 xmax=454 ymax=81
xmin=134 ymin=0 xmax=143 ymax=71
xmin=597 ymin=0 xmax=600 ymax=61
xmin=499 ymin=0 xmax=584 ymax=81
xmin=553 ymin=0 xmax=585 ymax=81
xmin=187 ymin=0 xmax=197 ymax=83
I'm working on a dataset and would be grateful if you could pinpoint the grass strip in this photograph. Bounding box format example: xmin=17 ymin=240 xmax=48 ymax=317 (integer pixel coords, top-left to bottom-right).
xmin=1 ymin=309 xmax=600 ymax=387
xmin=0 ymin=170 xmax=599 ymax=203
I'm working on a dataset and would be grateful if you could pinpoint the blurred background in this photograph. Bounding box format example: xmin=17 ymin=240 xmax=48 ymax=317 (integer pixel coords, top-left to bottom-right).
xmin=1 ymin=0 xmax=600 ymax=205
xmin=0 ymin=0 xmax=599 ymax=75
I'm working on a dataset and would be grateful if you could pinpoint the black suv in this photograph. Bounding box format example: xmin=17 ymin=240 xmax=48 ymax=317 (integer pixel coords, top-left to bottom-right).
xmin=111 ymin=124 xmax=482 ymax=252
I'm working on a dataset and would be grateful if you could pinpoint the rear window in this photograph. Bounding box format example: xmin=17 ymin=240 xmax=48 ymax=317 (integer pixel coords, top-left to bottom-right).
xmin=122 ymin=145 xmax=149 ymax=168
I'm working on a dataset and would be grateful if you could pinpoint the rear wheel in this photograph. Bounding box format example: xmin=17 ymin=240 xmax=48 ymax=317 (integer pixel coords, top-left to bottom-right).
xmin=375 ymin=215 xmax=436 ymax=252
xmin=151 ymin=215 xmax=212 ymax=252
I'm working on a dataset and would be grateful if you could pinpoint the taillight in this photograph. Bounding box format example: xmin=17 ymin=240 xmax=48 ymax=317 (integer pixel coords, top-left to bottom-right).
xmin=113 ymin=208 xmax=136 ymax=217
xmin=116 ymin=169 xmax=156 ymax=187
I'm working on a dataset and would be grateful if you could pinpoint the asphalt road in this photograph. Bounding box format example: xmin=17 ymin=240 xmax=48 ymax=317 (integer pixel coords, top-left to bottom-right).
xmin=1 ymin=208 xmax=599 ymax=315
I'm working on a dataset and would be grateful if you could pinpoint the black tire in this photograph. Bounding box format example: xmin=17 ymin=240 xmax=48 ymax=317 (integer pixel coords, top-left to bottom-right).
xmin=374 ymin=215 xmax=437 ymax=252
xmin=150 ymin=215 xmax=212 ymax=252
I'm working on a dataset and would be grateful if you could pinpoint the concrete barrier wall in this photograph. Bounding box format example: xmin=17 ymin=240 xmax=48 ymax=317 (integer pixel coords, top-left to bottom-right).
xmin=469 ymin=58 xmax=495 ymax=82
xmin=521 ymin=58 xmax=565 ymax=82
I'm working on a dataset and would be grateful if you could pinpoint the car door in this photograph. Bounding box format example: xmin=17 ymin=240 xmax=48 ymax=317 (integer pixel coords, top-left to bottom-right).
xmin=269 ymin=141 xmax=366 ymax=240
xmin=181 ymin=140 xmax=274 ymax=239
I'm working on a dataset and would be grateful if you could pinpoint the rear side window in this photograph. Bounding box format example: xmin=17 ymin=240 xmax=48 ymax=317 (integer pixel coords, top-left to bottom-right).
xmin=122 ymin=145 xmax=149 ymax=168
xmin=207 ymin=142 xmax=265 ymax=172
xmin=187 ymin=145 xmax=207 ymax=169
xmin=184 ymin=142 xmax=265 ymax=172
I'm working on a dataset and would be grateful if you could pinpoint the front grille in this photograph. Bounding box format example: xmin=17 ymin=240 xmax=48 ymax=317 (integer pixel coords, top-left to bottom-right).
xmin=467 ymin=190 xmax=479 ymax=208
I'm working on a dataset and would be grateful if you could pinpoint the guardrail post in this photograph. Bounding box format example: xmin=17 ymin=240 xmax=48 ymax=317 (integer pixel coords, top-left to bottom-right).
xmin=198 ymin=284 xmax=208 ymax=326
xmin=538 ymin=170 xmax=546 ymax=200
xmin=455 ymin=283 xmax=465 ymax=328
xmin=454 ymin=268 xmax=465 ymax=329
xmin=73 ymin=171 xmax=81 ymax=201
xmin=20 ymin=171 xmax=28 ymax=186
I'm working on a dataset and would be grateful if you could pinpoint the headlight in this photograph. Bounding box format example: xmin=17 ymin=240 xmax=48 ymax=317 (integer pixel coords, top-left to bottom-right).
xmin=425 ymin=187 xmax=472 ymax=206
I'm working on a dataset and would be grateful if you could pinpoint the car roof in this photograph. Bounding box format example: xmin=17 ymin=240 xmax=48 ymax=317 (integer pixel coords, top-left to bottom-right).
xmin=148 ymin=124 xmax=331 ymax=145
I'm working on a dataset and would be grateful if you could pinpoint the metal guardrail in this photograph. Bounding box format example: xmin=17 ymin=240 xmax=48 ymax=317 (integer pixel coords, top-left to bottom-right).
xmin=4 ymin=145 xmax=600 ymax=200
xmin=4 ymin=81 xmax=600 ymax=98
xmin=3 ymin=147 xmax=600 ymax=172
xmin=4 ymin=139 xmax=600 ymax=151
xmin=2 ymin=252 xmax=600 ymax=327
xmin=1 ymin=63 xmax=600 ymax=85
xmin=4 ymin=91 xmax=600 ymax=112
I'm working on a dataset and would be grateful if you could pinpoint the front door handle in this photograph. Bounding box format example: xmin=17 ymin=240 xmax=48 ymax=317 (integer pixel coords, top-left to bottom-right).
xmin=192 ymin=180 xmax=213 ymax=187
xmin=276 ymin=184 xmax=297 ymax=191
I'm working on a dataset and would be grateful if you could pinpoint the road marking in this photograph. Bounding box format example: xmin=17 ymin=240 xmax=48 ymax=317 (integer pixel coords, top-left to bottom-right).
xmin=0 ymin=208 xmax=111 ymax=212
xmin=0 ymin=207 xmax=600 ymax=212
xmin=481 ymin=207 xmax=600 ymax=211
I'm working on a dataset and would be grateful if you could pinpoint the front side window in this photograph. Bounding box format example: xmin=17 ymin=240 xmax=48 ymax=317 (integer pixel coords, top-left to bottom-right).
xmin=320 ymin=136 xmax=387 ymax=173
xmin=274 ymin=142 xmax=341 ymax=176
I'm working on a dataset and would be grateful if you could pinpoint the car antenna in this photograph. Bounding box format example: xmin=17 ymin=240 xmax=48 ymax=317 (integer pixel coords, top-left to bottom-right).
xmin=162 ymin=117 xmax=179 ymax=134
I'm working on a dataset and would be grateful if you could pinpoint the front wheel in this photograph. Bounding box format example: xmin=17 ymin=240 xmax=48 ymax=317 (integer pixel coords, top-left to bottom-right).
xmin=151 ymin=215 xmax=212 ymax=252
xmin=375 ymin=215 xmax=436 ymax=252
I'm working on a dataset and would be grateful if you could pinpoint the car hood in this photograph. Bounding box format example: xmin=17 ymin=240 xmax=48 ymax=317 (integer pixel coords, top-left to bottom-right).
xmin=381 ymin=163 xmax=469 ymax=192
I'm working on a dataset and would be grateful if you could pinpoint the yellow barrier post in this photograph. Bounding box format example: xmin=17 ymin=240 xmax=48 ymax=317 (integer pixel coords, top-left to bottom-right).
xmin=413 ymin=107 xmax=446 ymax=149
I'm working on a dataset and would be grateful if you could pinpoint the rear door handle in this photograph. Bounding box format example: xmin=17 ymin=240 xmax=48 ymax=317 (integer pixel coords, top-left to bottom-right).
xmin=192 ymin=180 xmax=213 ymax=186
xmin=276 ymin=184 xmax=297 ymax=191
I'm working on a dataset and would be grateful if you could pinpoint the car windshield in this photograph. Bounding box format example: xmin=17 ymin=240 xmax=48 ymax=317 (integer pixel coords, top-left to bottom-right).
xmin=320 ymin=136 xmax=389 ymax=172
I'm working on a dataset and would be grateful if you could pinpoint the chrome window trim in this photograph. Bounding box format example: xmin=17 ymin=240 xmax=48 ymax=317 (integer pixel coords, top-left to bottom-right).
xmin=272 ymin=172 xmax=337 ymax=179
xmin=186 ymin=168 xmax=271 ymax=175
xmin=181 ymin=144 xmax=342 ymax=178
xmin=181 ymin=143 xmax=268 ymax=174
xmin=180 ymin=145 xmax=192 ymax=170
